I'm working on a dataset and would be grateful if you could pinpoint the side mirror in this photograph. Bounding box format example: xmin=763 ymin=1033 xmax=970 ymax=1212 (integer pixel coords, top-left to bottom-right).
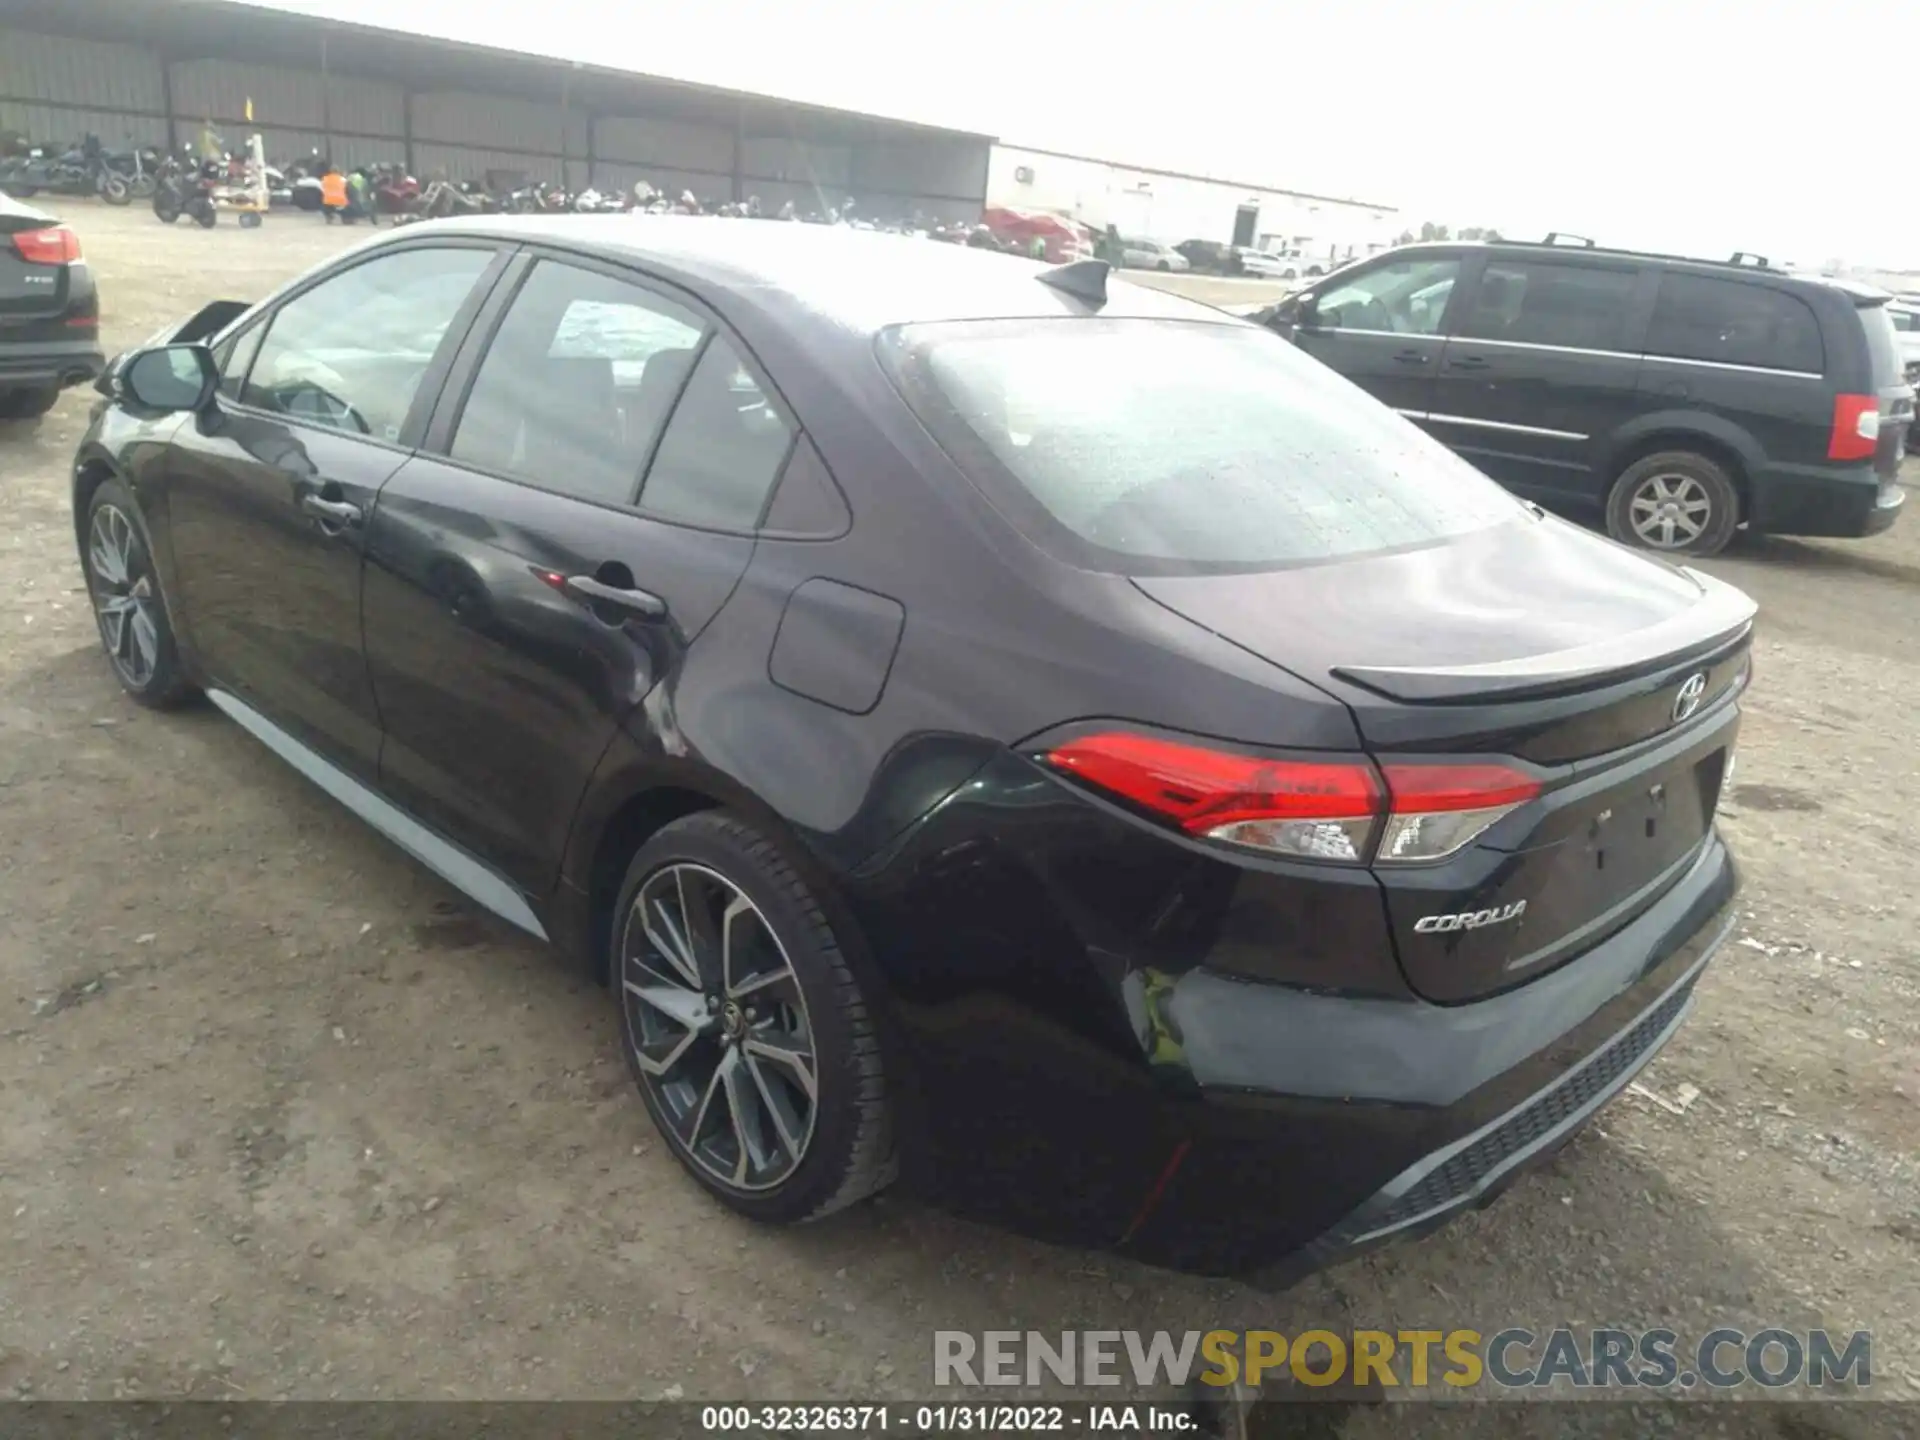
xmin=122 ymin=344 xmax=217 ymax=412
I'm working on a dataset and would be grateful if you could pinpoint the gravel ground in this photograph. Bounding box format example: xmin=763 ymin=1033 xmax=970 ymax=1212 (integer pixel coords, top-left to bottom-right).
xmin=0 ymin=204 xmax=1916 ymax=1432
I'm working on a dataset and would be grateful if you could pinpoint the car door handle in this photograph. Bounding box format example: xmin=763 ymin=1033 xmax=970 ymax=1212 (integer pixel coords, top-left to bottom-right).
xmin=564 ymin=574 xmax=668 ymax=621
xmin=1392 ymin=349 xmax=1428 ymax=365
xmin=300 ymin=494 xmax=362 ymax=527
xmin=1446 ymin=355 xmax=1491 ymax=372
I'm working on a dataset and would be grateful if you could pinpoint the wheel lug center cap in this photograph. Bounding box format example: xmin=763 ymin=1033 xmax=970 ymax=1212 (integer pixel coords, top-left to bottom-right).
xmin=721 ymin=1001 xmax=745 ymax=1041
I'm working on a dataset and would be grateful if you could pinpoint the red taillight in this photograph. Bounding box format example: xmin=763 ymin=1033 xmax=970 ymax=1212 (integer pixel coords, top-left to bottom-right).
xmin=1039 ymin=731 xmax=1541 ymax=865
xmin=1379 ymin=763 xmax=1541 ymax=812
xmin=1828 ymin=393 xmax=1880 ymax=461
xmin=10 ymin=225 xmax=81 ymax=265
xmin=1376 ymin=762 xmax=1541 ymax=864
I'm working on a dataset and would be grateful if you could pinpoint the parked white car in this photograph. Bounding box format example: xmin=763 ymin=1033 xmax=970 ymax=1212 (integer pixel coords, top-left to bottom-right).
xmin=1887 ymin=302 xmax=1920 ymax=380
xmin=1235 ymin=248 xmax=1301 ymax=280
xmin=1119 ymin=239 xmax=1189 ymax=272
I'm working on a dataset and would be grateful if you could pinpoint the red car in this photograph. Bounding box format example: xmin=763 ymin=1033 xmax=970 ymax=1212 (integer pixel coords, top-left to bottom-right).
xmin=981 ymin=206 xmax=1092 ymax=263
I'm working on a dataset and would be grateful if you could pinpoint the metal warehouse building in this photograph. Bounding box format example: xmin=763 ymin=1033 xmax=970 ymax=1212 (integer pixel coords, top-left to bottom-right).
xmin=0 ymin=0 xmax=993 ymax=221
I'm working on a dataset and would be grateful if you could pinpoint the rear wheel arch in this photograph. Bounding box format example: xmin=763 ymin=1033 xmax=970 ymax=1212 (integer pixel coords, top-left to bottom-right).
xmin=72 ymin=454 xmax=122 ymax=552
xmin=582 ymin=784 xmax=725 ymax=981
xmin=1603 ymin=425 xmax=1754 ymax=520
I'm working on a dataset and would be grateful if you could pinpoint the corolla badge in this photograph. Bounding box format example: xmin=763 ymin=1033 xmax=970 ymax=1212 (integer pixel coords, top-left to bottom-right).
xmin=1672 ymin=672 xmax=1708 ymax=724
xmin=1414 ymin=900 xmax=1527 ymax=934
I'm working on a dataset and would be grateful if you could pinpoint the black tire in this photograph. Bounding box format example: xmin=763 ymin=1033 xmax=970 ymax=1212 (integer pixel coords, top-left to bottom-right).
xmin=239 ymin=210 xmax=262 ymax=229
xmin=99 ymin=173 xmax=131 ymax=206
xmin=613 ymin=811 xmax=894 ymax=1224
xmin=1157 ymin=259 xmax=1171 ymax=271
xmin=81 ymin=479 xmax=196 ymax=709
xmin=0 ymin=386 xmax=58 ymax=421
xmin=1605 ymin=450 xmax=1740 ymax=556
xmin=192 ymin=202 xmax=217 ymax=229
xmin=153 ymin=196 xmax=181 ymax=224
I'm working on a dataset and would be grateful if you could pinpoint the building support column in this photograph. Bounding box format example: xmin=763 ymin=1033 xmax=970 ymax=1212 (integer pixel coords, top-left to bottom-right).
xmin=158 ymin=51 xmax=177 ymax=154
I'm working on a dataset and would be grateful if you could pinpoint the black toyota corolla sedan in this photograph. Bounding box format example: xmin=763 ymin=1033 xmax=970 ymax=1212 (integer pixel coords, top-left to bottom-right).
xmin=72 ymin=217 xmax=1749 ymax=1276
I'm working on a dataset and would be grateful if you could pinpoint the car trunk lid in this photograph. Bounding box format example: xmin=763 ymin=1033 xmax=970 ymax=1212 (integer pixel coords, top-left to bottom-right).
xmin=1136 ymin=513 xmax=1754 ymax=1003
xmin=0 ymin=190 xmax=74 ymax=325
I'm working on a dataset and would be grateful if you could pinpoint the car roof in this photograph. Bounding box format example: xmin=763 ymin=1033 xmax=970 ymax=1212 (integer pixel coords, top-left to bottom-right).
xmin=1353 ymin=239 xmax=1884 ymax=300
xmin=407 ymin=214 xmax=1220 ymax=332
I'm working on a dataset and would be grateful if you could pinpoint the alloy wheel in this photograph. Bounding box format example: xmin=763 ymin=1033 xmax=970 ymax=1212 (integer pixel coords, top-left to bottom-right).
xmin=619 ymin=862 xmax=818 ymax=1192
xmin=88 ymin=504 xmax=161 ymax=689
xmin=1627 ymin=472 xmax=1713 ymax=549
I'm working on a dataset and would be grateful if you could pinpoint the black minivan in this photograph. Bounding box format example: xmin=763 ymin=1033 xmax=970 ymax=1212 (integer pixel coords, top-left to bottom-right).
xmin=1257 ymin=238 xmax=1910 ymax=554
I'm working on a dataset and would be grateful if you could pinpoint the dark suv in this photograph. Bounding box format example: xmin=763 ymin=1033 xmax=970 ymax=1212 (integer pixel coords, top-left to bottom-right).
xmin=1257 ymin=238 xmax=1910 ymax=554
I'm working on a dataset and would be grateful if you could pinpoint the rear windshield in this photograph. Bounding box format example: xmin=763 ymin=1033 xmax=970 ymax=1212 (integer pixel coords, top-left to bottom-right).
xmin=880 ymin=317 xmax=1523 ymax=573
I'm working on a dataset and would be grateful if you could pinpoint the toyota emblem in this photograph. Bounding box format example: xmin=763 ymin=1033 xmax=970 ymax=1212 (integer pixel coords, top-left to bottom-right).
xmin=1672 ymin=672 xmax=1708 ymax=724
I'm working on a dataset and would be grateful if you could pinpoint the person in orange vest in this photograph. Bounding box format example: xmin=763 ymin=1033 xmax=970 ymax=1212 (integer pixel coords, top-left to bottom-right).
xmin=319 ymin=161 xmax=348 ymax=224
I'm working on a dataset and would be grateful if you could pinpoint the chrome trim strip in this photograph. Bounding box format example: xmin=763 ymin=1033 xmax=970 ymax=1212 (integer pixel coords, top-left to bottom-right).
xmin=206 ymin=688 xmax=549 ymax=941
xmin=1446 ymin=335 xmax=1639 ymax=362
xmin=1639 ymin=352 xmax=1824 ymax=379
xmin=1323 ymin=327 xmax=1825 ymax=379
xmin=1423 ymin=411 xmax=1588 ymax=441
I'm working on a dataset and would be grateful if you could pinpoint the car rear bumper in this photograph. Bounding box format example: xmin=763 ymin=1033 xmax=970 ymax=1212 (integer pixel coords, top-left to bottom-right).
xmin=1106 ymin=833 xmax=1737 ymax=1276
xmin=1747 ymin=459 xmax=1904 ymax=537
xmin=0 ymin=337 xmax=105 ymax=390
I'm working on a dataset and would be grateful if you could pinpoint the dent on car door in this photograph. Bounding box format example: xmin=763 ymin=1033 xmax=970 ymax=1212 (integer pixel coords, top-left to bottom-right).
xmin=1292 ymin=254 xmax=1466 ymax=417
xmin=363 ymin=253 xmax=793 ymax=895
xmin=161 ymin=243 xmax=506 ymax=776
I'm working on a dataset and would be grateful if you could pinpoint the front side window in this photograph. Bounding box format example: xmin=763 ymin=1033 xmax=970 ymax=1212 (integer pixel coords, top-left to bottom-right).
xmin=242 ymin=247 xmax=494 ymax=439
xmin=638 ymin=335 xmax=796 ymax=530
xmin=884 ymin=317 xmax=1522 ymax=573
xmin=1314 ymin=258 xmax=1460 ymax=336
xmin=1645 ymin=273 xmax=1825 ymax=374
xmin=450 ymin=260 xmax=707 ymax=505
xmin=212 ymin=322 xmax=265 ymax=402
xmin=1456 ymin=260 xmax=1640 ymax=352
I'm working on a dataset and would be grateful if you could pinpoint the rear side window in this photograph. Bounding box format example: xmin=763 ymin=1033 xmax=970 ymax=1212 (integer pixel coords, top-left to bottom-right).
xmin=1645 ymin=274 xmax=1824 ymax=374
xmin=638 ymin=336 xmax=796 ymax=530
xmin=884 ymin=318 xmax=1523 ymax=573
xmin=450 ymin=260 xmax=706 ymax=505
xmin=1457 ymin=260 xmax=1639 ymax=352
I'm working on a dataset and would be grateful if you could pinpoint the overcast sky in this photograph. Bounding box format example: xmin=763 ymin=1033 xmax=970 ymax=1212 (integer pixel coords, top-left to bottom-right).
xmin=267 ymin=0 xmax=1920 ymax=269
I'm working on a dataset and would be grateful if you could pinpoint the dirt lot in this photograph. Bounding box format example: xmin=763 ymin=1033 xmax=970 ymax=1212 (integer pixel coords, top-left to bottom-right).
xmin=1 ymin=203 xmax=1916 ymax=1426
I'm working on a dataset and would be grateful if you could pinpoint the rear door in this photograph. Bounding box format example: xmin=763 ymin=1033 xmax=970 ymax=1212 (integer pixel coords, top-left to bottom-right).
xmin=1428 ymin=255 xmax=1650 ymax=508
xmin=364 ymin=251 xmax=796 ymax=893
xmin=1292 ymin=251 xmax=1467 ymax=418
xmin=1636 ymin=271 xmax=1831 ymax=472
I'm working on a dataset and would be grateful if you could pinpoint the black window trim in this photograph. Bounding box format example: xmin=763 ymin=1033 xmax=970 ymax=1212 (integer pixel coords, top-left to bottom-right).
xmin=421 ymin=243 xmax=806 ymax=539
xmin=208 ymin=236 xmax=514 ymax=456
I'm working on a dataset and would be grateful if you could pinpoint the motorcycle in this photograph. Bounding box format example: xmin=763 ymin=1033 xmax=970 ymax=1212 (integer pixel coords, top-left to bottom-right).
xmin=152 ymin=154 xmax=218 ymax=228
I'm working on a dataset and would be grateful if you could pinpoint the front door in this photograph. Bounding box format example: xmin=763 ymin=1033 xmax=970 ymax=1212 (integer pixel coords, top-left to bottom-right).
xmin=1293 ymin=252 xmax=1467 ymax=419
xmin=363 ymin=253 xmax=797 ymax=893
xmin=162 ymin=242 xmax=504 ymax=776
xmin=1426 ymin=256 xmax=1650 ymax=507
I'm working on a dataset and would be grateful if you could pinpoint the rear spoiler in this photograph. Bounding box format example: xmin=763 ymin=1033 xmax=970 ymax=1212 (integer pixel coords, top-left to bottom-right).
xmin=1333 ymin=568 xmax=1757 ymax=704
